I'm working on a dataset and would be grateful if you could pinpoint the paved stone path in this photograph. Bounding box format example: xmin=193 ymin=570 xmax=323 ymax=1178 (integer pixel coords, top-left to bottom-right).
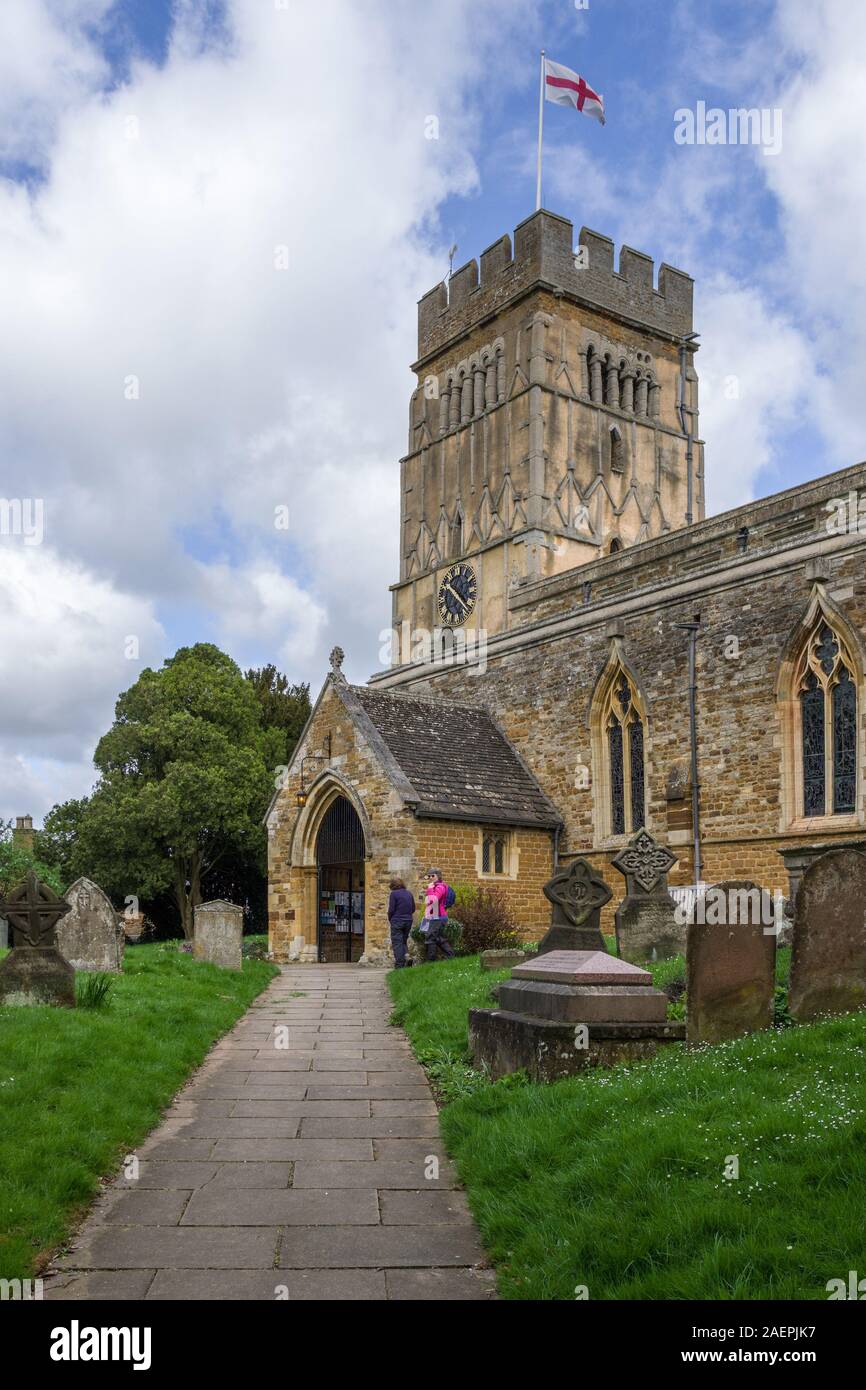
xmin=45 ymin=965 xmax=496 ymax=1301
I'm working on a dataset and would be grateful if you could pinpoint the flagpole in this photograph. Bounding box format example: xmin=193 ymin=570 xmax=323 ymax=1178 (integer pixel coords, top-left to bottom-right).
xmin=536 ymin=49 xmax=545 ymax=212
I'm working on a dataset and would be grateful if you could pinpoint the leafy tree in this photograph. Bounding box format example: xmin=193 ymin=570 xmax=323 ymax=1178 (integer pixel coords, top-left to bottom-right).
xmin=245 ymin=664 xmax=310 ymax=764
xmin=66 ymin=644 xmax=283 ymax=938
xmin=0 ymin=819 xmax=64 ymax=899
xmin=37 ymin=798 xmax=90 ymax=886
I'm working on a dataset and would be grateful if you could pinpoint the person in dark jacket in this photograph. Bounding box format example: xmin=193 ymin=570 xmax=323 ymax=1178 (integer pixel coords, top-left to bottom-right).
xmin=387 ymin=877 xmax=416 ymax=968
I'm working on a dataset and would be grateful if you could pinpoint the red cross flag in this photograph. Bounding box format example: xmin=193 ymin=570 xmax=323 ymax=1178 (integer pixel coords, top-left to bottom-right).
xmin=544 ymin=58 xmax=605 ymax=124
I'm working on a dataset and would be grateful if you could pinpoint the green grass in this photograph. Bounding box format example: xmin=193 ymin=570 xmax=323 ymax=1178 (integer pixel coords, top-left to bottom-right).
xmin=388 ymin=947 xmax=863 ymax=1300
xmin=0 ymin=942 xmax=277 ymax=1279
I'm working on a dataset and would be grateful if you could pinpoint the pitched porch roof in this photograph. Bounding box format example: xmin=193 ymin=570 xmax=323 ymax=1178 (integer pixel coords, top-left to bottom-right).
xmin=347 ymin=685 xmax=561 ymax=830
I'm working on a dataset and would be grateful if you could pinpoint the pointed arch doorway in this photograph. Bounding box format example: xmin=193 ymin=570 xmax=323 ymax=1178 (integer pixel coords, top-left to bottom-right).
xmin=315 ymin=795 xmax=366 ymax=963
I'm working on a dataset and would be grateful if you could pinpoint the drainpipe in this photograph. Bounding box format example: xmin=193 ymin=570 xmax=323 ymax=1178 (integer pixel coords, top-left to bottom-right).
xmin=674 ymin=617 xmax=703 ymax=887
xmin=679 ymin=333 xmax=700 ymax=527
xmin=553 ymin=822 xmax=562 ymax=872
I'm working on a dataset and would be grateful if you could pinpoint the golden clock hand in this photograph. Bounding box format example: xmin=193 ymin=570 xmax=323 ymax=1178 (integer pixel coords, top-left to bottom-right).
xmin=443 ymin=581 xmax=469 ymax=610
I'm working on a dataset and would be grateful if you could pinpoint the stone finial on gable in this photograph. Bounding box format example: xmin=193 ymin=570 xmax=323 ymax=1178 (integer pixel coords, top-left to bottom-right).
xmin=329 ymin=645 xmax=347 ymax=682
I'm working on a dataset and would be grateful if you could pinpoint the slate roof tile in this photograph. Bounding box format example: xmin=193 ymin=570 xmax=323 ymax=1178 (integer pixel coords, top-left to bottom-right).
xmin=352 ymin=687 xmax=561 ymax=829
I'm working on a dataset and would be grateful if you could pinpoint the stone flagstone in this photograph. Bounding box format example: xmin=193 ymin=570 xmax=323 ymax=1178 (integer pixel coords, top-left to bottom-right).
xmin=43 ymin=965 xmax=496 ymax=1302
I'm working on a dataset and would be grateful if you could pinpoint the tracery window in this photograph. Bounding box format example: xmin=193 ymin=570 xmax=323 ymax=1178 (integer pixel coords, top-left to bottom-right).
xmin=601 ymin=667 xmax=647 ymax=835
xmin=796 ymin=618 xmax=857 ymax=817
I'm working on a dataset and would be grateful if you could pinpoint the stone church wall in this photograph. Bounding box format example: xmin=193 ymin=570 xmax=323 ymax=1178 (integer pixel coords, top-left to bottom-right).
xmin=374 ymin=462 xmax=866 ymax=933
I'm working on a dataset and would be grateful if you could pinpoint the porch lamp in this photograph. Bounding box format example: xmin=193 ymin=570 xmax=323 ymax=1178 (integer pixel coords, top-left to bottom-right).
xmin=295 ymin=735 xmax=332 ymax=808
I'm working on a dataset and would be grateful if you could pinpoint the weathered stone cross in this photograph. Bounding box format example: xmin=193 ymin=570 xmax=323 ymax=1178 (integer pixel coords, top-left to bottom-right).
xmin=0 ymin=869 xmax=71 ymax=948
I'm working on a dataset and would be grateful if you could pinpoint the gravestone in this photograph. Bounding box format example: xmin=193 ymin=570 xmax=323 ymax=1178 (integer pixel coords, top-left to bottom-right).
xmin=0 ymin=871 xmax=75 ymax=1007
xmin=789 ymin=848 xmax=866 ymax=1022
xmin=537 ymin=856 xmax=611 ymax=954
xmin=480 ymin=949 xmax=525 ymax=971
xmin=193 ymin=900 xmax=243 ymax=971
xmin=686 ymin=881 xmax=776 ymax=1043
xmin=0 ymin=916 xmax=7 ymax=949
xmin=612 ymin=829 xmax=683 ymax=962
xmin=55 ymin=878 xmax=124 ymax=973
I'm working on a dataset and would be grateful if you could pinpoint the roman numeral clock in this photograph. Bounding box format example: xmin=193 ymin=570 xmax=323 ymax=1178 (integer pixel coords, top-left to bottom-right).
xmin=436 ymin=562 xmax=477 ymax=628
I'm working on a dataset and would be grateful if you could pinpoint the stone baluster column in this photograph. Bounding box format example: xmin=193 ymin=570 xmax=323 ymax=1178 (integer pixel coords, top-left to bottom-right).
xmin=589 ymin=354 xmax=604 ymax=403
xmin=461 ymin=372 xmax=473 ymax=423
xmin=648 ymin=381 xmax=661 ymax=418
xmin=620 ymin=370 xmax=635 ymax=413
xmin=496 ymin=351 xmax=506 ymax=403
xmin=473 ymin=363 xmax=485 ymax=416
xmin=634 ymin=376 xmax=648 ymax=415
xmin=485 ymin=360 xmax=496 ymax=408
xmin=439 ymin=385 xmax=450 ymax=435
xmin=605 ymin=361 xmax=621 ymax=410
xmin=449 ymin=379 xmax=460 ymax=429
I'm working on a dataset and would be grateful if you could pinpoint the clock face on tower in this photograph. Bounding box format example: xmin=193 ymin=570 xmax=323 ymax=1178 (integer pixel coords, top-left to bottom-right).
xmin=436 ymin=562 xmax=477 ymax=628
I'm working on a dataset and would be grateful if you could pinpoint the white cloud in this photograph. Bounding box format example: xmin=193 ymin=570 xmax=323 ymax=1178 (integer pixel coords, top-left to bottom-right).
xmin=0 ymin=0 xmax=112 ymax=165
xmin=697 ymin=278 xmax=815 ymax=512
xmin=195 ymin=558 xmax=326 ymax=672
xmin=0 ymin=0 xmax=533 ymax=818
xmin=0 ymin=544 xmax=165 ymax=819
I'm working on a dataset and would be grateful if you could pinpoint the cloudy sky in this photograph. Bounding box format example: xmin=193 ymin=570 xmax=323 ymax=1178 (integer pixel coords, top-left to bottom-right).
xmin=1 ymin=0 xmax=864 ymax=822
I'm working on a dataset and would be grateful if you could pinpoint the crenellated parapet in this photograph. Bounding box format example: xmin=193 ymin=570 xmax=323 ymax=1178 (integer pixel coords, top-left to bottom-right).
xmin=417 ymin=210 xmax=694 ymax=361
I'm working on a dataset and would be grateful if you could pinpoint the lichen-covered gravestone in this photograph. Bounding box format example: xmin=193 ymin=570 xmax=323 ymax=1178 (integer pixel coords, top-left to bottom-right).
xmin=789 ymin=848 xmax=866 ymax=1022
xmin=0 ymin=871 xmax=75 ymax=1007
xmin=686 ymin=881 xmax=776 ymax=1043
xmin=612 ymin=829 xmax=683 ymax=963
xmin=193 ymin=900 xmax=243 ymax=970
xmin=55 ymin=878 xmax=124 ymax=973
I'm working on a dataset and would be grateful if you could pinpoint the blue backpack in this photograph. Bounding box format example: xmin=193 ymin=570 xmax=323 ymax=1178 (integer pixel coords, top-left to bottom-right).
xmin=443 ymin=884 xmax=456 ymax=911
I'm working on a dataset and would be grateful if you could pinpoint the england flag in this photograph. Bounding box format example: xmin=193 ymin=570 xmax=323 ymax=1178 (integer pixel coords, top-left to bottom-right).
xmin=544 ymin=58 xmax=605 ymax=125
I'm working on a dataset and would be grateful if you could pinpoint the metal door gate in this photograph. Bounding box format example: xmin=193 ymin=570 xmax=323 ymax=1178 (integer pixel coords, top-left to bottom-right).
xmin=315 ymin=796 xmax=365 ymax=963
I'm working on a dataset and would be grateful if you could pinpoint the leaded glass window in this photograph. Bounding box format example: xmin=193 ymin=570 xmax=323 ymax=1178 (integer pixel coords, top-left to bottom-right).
xmin=629 ymin=715 xmax=645 ymax=831
xmin=481 ymin=831 xmax=508 ymax=876
xmin=801 ymin=672 xmax=825 ymax=817
xmin=833 ymin=668 xmax=857 ymax=813
xmin=795 ymin=616 xmax=858 ymax=818
xmin=609 ymin=716 xmax=625 ymax=835
xmin=601 ymin=663 xmax=647 ymax=836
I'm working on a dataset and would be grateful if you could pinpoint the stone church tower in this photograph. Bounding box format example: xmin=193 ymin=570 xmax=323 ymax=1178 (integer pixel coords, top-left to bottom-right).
xmin=391 ymin=209 xmax=703 ymax=647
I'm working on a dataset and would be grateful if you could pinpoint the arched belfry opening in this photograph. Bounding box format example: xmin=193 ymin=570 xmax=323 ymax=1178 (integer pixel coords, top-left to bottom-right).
xmin=315 ymin=795 xmax=366 ymax=962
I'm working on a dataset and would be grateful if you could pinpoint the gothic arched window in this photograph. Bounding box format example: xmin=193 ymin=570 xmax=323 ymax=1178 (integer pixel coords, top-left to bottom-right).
xmin=598 ymin=665 xmax=647 ymax=836
xmin=795 ymin=618 xmax=857 ymax=817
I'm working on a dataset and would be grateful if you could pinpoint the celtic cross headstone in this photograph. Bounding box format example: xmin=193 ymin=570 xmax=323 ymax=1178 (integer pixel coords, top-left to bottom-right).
xmin=612 ymin=829 xmax=684 ymax=963
xmin=537 ymin=856 xmax=612 ymax=954
xmin=0 ymin=870 xmax=76 ymax=1007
